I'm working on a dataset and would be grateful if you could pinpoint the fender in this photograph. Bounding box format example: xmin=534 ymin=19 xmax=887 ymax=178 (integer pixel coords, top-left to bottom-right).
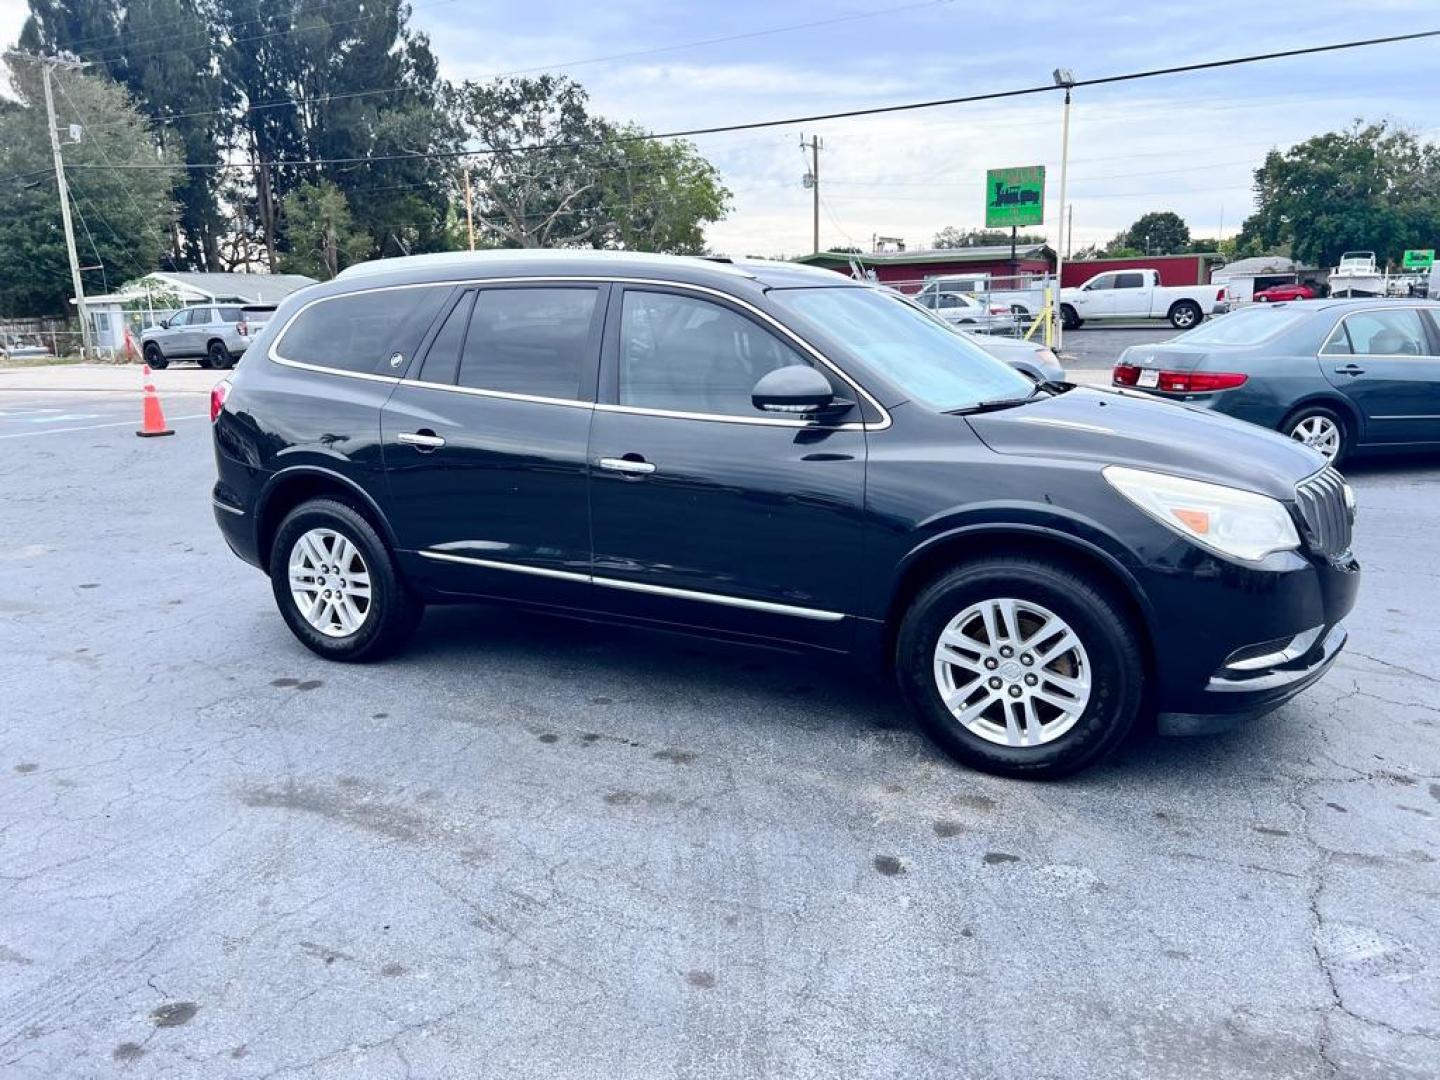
xmin=890 ymin=504 xmax=1161 ymax=635
xmin=256 ymin=463 xmax=401 ymax=556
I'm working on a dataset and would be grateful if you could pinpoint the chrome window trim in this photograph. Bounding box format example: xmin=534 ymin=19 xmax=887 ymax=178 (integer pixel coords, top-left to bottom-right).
xmin=267 ymin=275 xmax=890 ymax=430
xmin=1319 ymin=306 xmax=1440 ymax=359
xmin=417 ymin=549 xmax=846 ymax=621
xmin=211 ymin=497 xmax=245 ymax=517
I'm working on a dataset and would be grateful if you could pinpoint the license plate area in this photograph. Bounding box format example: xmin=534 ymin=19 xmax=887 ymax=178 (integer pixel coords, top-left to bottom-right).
xmin=1138 ymin=368 xmax=1160 ymax=388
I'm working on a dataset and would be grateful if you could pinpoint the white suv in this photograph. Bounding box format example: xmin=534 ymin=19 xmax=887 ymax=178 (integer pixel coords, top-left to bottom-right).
xmin=141 ymin=306 xmax=269 ymax=370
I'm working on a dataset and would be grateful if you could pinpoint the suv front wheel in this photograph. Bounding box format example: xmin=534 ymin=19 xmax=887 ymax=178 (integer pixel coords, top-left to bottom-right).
xmin=269 ymin=499 xmax=423 ymax=661
xmin=896 ymin=557 xmax=1144 ymax=778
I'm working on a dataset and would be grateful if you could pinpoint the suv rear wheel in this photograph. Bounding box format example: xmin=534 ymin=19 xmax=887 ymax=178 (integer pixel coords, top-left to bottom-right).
xmin=896 ymin=557 xmax=1144 ymax=778
xmin=269 ymin=499 xmax=423 ymax=661
xmin=205 ymin=340 xmax=235 ymax=370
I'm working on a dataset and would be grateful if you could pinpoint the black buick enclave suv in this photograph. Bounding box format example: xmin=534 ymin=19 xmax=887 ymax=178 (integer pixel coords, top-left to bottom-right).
xmin=211 ymin=251 xmax=1360 ymax=777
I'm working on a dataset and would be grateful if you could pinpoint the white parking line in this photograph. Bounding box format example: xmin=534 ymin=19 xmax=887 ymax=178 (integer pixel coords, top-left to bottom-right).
xmin=0 ymin=414 xmax=208 ymax=439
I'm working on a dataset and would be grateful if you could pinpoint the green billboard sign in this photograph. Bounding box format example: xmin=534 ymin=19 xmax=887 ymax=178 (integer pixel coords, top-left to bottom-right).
xmin=985 ymin=166 xmax=1046 ymax=228
xmin=1402 ymin=249 xmax=1435 ymax=270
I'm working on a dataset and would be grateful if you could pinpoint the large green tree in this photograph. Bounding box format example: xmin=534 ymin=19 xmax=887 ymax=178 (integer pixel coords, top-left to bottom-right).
xmin=278 ymin=179 xmax=369 ymax=278
xmin=20 ymin=0 xmax=227 ymax=269
xmin=1112 ymin=211 xmax=1191 ymax=255
xmin=1238 ymin=122 xmax=1440 ymax=268
xmin=0 ymin=63 xmax=179 ymax=316
xmin=450 ymin=76 xmax=729 ymax=251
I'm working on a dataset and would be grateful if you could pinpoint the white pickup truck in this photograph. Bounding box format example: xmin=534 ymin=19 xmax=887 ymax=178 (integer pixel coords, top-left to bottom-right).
xmin=1059 ymin=269 xmax=1229 ymax=330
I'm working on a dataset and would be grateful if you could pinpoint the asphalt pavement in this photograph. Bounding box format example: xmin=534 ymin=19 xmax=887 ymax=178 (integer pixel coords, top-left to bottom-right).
xmin=1 ymin=374 xmax=1437 ymax=1079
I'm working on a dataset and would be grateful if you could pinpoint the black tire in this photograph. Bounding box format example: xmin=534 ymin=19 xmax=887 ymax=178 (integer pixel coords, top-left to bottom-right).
xmin=1169 ymin=300 xmax=1202 ymax=330
xmin=143 ymin=343 xmax=168 ymax=369
xmin=206 ymin=340 xmax=235 ymax=370
xmin=1060 ymin=305 xmax=1082 ymax=331
xmin=896 ymin=557 xmax=1145 ymax=779
xmin=1281 ymin=404 xmax=1350 ymax=467
xmin=269 ymin=498 xmax=423 ymax=662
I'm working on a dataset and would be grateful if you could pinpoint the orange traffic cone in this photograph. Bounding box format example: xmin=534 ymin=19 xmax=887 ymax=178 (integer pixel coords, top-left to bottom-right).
xmin=136 ymin=364 xmax=174 ymax=438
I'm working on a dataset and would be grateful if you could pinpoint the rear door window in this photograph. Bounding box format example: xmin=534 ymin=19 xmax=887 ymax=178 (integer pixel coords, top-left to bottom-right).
xmin=416 ymin=290 xmax=475 ymax=385
xmin=276 ymin=287 xmax=450 ymax=375
xmin=456 ymin=287 xmax=601 ymax=401
xmin=1332 ymin=309 xmax=1431 ymax=357
xmin=1114 ymin=272 xmax=1145 ymax=289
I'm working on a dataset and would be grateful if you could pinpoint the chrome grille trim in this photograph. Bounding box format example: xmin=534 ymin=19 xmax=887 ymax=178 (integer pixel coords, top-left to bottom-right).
xmin=1294 ymin=467 xmax=1352 ymax=557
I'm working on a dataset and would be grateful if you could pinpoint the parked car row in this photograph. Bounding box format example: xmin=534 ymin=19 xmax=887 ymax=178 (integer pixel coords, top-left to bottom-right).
xmin=1113 ymin=299 xmax=1440 ymax=465
xmin=211 ymin=251 xmax=1357 ymax=779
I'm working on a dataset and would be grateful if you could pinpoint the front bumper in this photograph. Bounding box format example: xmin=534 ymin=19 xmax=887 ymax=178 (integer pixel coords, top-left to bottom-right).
xmin=1157 ymin=621 xmax=1348 ymax=735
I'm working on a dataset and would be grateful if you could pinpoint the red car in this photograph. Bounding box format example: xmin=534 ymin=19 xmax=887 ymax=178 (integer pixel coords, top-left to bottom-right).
xmin=1252 ymin=283 xmax=1315 ymax=302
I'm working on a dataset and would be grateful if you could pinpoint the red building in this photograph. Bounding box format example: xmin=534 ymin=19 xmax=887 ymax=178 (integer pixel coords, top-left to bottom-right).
xmin=1060 ymin=252 xmax=1222 ymax=288
xmin=794 ymin=247 xmax=1224 ymax=293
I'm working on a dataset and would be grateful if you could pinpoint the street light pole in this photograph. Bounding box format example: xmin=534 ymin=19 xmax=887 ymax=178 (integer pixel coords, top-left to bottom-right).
xmin=1051 ymin=69 xmax=1074 ymax=353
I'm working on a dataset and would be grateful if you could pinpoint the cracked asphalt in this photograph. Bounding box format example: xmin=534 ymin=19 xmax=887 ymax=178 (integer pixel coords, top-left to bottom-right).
xmin=1 ymin=386 xmax=1438 ymax=1079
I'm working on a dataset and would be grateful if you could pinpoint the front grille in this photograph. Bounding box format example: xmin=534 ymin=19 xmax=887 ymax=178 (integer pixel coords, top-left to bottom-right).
xmin=1294 ymin=467 xmax=1352 ymax=557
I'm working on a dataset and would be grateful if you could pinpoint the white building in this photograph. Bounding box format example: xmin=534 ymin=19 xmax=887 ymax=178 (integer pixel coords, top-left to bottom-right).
xmin=1210 ymin=256 xmax=1317 ymax=304
xmin=76 ymin=272 xmax=316 ymax=355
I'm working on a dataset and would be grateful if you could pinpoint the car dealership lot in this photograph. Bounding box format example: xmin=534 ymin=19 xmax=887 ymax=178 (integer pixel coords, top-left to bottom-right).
xmin=1 ymin=383 xmax=1437 ymax=1079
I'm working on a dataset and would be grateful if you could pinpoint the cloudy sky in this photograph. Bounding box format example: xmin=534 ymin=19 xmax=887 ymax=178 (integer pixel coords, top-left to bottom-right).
xmin=3 ymin=0 xmax=1436 ymax=256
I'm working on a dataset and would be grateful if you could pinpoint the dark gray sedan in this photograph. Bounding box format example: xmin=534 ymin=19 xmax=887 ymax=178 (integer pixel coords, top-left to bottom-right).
xmin=1112 ymin=299 xmax=1440 ymax=464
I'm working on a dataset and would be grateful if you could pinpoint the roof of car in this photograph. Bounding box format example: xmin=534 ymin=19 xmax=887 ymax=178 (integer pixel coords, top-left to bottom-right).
xmin=329 ymin=249 xmax=863 ymax=292
xmin=1267 ymin=297 xmax=1440 ymax=312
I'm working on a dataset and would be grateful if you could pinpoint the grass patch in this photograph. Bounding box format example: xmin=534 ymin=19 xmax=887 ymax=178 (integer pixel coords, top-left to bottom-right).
xmin=0 ymin=354 xmax=89 ymax=369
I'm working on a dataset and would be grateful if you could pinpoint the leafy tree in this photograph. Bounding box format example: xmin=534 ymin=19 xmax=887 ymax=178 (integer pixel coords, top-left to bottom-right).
xmin=0 ymin=62 xmax=179 ymax=317
xmin=595 ymin=125 xmax=729 ymax=253
xmin=451 ymin=76 xmax=729 ymax=251
xmin=933 ymin=226 xmax=1046 ymax=249
xmin=1238 ymin=121 xmax=1440 ymax=268
xmin=278 ymin=180 xmax=369 ymax=279
xmin=1112 ymin=211 xmax=1190 ymax=255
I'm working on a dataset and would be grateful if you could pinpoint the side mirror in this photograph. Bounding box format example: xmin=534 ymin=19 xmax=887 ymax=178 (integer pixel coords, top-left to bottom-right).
xmin=159 ymin=319 xmax=170 ymax=329
xmin=751 ymin=364 xmax=839 ymax=415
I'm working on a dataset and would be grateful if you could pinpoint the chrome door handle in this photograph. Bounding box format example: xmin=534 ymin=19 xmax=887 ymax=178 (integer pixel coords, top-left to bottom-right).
xmin=1332 ymin=364 xmax=1365 ymax=376
xmin=598 ymin=456 xmax=656 ymax=475
xmin=397 ymin=431 xmax=446 ymax=450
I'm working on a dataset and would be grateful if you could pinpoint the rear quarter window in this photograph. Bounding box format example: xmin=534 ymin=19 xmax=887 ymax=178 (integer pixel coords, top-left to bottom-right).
xmin=274 ymin=287 xmax=450 ymax=375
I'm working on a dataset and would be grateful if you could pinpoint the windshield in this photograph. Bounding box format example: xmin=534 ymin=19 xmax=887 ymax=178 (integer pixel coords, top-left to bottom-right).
xmin=1175 ymin=306 xmax=1310 ymax=344
xmin=772 ymin=288 xmax=1034 ymax=411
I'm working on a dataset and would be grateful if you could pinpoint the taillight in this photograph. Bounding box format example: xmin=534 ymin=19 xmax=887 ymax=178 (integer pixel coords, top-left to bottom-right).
xmin=1216 ymin=288 xmax=1226 ymax=301
xmin=989 ymin=305 xmax=1008 ymax=315
xmin=1112 ymin=365 xmax=1246 ymax=392
xmin=210 ymin=378 xmax=231 ymax=422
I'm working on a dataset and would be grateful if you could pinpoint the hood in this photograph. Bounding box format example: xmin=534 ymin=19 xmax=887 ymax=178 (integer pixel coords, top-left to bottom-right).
xmin=965 ymin=387 xmax=1324 ymax=500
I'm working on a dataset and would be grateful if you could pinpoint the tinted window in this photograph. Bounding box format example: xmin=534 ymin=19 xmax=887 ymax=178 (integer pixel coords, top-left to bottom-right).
xmin=773 ymin=288 xmax=1033 ymax=412
xmin=277 ymin=287 xmax=448 ymax=374
xmin=1114 ymin=272 xmax=1145 ymax=289
xmin=618 ymin=291 xmax=815 ymax=417
xmin=217 ymin=308 xmax=242 ymax=323
xmin=457 ymin=288 xmax=598 ymax=400
xmin=1085 ymin=275 xmax=1114 ymax=291
xmin=190 ymin=307 xmax=214 ymax=324
xmin=1335 ymin=309 xmax=1431 ymax=356
xmin=417 ymin=291 xmax=474 ymax=385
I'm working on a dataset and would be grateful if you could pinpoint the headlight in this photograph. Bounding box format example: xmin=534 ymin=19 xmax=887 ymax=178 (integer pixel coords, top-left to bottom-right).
xmin=1103 ymin=465 xmax=1300 ymax=562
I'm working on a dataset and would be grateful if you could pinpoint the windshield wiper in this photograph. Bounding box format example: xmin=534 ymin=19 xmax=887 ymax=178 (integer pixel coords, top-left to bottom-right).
xmin=944 ymin=386 xmax=1045 ymax=415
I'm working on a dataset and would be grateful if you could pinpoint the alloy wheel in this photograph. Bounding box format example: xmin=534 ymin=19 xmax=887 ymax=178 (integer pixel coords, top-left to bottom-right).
xmin=288 ymin=527 xmax=372 ymax=638
xmin=932 ymin=598 xmax=1092 ymax=748
xmin=1290 ymin=415 xmax=1341 ymax=460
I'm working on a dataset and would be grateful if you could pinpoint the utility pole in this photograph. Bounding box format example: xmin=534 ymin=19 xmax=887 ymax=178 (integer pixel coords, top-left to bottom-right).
xmin=800 ymin=133 xmax=822 ymax=255
xmin=8 ymin=52 xmax=93 ymax=358
xmin=1051 ymin=69 xmax=1075 ymax=352
xmin=1066 ymin=203 xmax=1074 ymax=260
xmin=463 ymin=165 xmax=475 ymax=251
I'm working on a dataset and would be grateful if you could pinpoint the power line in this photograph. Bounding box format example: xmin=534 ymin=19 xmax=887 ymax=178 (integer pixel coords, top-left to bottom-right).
xmin=61 ymin=27 xmax=1440 ymax=175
